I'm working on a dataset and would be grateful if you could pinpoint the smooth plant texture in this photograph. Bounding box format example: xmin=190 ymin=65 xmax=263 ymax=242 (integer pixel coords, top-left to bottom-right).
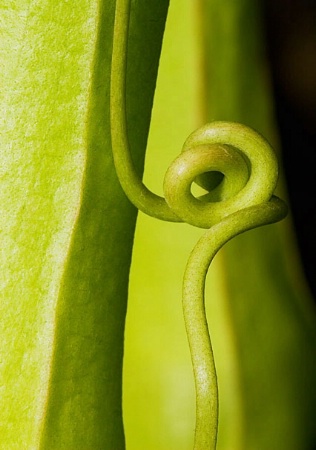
xmin=110 ymin=0 xmax=287 ymax=447
xmin=198 ymin=1 xmax=316 ymax=449
xmin=0 ymin=1 xmax=169 ymax=448
xmin=182 ymin=198 xmax=286 ymax=449
xmin=111 ymin=0 xmax=178 ymax=223
xmin=122 ymin=1 xmax=316 ymax=448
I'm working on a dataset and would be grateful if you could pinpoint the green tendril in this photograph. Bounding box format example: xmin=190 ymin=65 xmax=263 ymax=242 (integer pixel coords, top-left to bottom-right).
xmin=110 ymin=0 xmax=288 ymax=448
xmin=110 ymin=0 xmax=180 ymax=223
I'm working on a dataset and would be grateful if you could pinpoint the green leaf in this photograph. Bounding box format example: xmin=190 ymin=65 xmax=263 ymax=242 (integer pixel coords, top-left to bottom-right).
xmin=0 ymin=1 xmax=168 ymax=447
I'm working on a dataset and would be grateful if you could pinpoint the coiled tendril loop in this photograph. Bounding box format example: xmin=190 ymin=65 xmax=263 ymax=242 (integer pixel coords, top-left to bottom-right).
xmin=163 ymin=121 xmax=279 ymax=228
xmin=110 ymin=0 xmax=288 ymax=449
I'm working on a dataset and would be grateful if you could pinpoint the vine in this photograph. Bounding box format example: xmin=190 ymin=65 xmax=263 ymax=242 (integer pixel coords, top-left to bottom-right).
xmin=110 ymin=0 xmax=288 ymax=448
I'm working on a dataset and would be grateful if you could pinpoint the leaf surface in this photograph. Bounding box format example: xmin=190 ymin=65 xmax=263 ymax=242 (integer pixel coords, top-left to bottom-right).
xmin=0 ymin=1 xmax=169 ymax=447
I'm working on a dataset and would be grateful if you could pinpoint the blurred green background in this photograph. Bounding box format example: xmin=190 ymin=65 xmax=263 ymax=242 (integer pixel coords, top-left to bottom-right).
xmin=123 ymin=1 xmax=316 ymax=449
xmin=124 ymin=2 xmax=200 ymax=447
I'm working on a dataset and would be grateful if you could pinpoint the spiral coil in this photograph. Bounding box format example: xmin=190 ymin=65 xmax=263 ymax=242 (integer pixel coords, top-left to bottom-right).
xmin=110 ymin=0 xmax=287 ymax=448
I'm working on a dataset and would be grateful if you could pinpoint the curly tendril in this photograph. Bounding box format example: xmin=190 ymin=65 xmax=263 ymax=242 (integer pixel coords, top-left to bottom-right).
xmin=110 ymin=0 xmax=288 ymax=448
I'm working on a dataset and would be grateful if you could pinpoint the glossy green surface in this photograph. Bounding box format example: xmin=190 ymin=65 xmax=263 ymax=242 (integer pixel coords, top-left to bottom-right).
xmin=0 ymin=1 xmax=168 ymax=447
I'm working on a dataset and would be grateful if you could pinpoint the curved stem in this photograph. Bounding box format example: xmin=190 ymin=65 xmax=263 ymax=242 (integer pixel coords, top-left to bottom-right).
xmin=110 ymin=0 xmax=180 ymax=222
xmin=183 ymin=197 xmax=287 ymax=449
xmin=110 ymin=1 xmax=288 ymax=448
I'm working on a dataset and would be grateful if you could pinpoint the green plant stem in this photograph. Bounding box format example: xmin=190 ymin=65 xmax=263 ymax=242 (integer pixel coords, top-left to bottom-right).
xmin=183 ymin=197 xmax=287 ymax=449
xmin=163 ymin=121 xmax=281 ymax=228
xmin=110 ymin=0 xmax=288 ymax=448
xmin=111 ymin=0 xmax=180 ymax=222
